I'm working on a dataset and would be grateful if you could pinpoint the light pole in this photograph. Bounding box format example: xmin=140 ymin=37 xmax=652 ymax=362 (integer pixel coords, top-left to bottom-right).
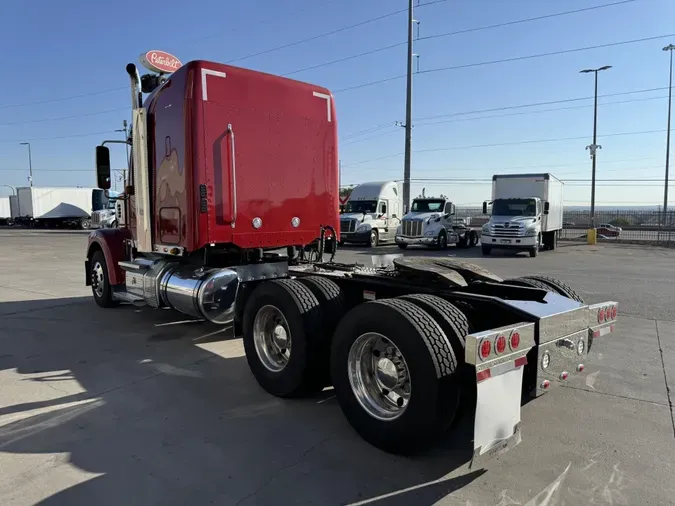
xmin=580 ymin=65 xmax=612 ymax=228
xmin=662 ymin=44 xmax=674 ymax=233
xmin=19 ymin=142 xmax=33 ymax=187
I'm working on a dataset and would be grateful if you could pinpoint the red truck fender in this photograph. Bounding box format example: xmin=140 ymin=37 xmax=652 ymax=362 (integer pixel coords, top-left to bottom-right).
xmin=85 ymin=228 xmax=132 ymax=286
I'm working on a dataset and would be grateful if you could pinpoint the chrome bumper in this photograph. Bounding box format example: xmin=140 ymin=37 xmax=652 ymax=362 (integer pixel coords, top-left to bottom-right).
xmin=395 ymin=235 xmax=436 ymax=246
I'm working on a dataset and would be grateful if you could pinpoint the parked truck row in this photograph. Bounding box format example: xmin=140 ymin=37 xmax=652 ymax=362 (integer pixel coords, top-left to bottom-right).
xmin=85 ymin=52 xmax=617 ymax=458
xmin=338 ymin=173 xmax=564 ymax=257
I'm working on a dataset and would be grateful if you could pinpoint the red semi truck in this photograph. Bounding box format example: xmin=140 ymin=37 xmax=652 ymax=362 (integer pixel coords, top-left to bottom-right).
xmin=86 ymin=54 xmax=618 ymax=456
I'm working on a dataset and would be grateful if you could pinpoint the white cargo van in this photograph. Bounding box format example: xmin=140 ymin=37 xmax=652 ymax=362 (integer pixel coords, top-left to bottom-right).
xmin=482 ymin=173 xmax=564 ymax=257
xmin=339 ymin=181 xmax=403 ymax=247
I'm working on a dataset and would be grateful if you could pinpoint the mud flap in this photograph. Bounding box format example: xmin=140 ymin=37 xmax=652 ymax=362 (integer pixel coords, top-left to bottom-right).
xmin=465 ymin=322 xmax=535 ymax=459
xmin=473 ymin=367 xmax=524 ymax=458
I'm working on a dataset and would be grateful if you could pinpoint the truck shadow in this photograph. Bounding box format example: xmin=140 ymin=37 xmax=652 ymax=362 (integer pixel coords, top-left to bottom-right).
xmin=351 ymin=244 xmax=536 ymax=260
xmin=0 ymin=297 xmax=486 ymax=505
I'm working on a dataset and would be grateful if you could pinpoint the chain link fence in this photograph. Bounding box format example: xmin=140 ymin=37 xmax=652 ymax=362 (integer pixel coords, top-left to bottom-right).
xmin=455 ymin=207 xmax=675 ymax=246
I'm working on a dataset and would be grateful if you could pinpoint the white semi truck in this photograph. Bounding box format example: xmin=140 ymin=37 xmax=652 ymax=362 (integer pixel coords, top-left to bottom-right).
xmin=395 ymin=194 xmax=480 ymax=250
xmin=481 ymin=173 xmax=564 ymax=257
xmin=90 ymin=190 xmax=121 ymax=229
xmin=339 ymin=181 xmax=403 ymax=247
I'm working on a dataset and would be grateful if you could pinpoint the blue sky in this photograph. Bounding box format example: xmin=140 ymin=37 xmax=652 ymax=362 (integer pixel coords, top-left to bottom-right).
xmin=0 ymin=0 xmax=673 ymax=206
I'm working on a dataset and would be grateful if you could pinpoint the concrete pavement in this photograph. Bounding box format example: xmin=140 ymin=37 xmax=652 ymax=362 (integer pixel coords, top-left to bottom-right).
xmin=1 ymin=229 xmax=674 ymax=505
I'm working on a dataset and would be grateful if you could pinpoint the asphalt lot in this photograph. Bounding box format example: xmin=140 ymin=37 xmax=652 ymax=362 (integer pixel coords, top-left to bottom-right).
xmin=1 ymin=229 xmax=674 ymax=505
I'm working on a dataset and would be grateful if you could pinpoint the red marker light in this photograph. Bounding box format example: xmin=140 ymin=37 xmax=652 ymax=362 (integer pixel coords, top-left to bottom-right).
xmin=540 ymin=380 xmax=550 ymax=389
xmin=480 ymin=339 xmax=492 ymax=360
xmin=510 ymin=331 xmax=520 ymax=350
xmin=611 ymin=306 xmax=617 ymax=319
xmin=560 ymin=371 xmax=569 ymax=380
xmin=495 ymin=335 xmax=507 ymax=354
xmin=577 ymin=364 xmax=585 ymax=372
xmin=598 ymin=308 xmax=606 ymax=323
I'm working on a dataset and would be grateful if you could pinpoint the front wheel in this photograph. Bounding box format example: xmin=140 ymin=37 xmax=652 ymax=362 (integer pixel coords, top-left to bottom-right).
xmin=90 ymin=250 xmax=117 ymax=308
xmin=438 ymin=231 xmax=448 ymax=250
xmin=80 ymin=218 xmax=92 ymax=230
xmin=368 ymin=229 xmax=379 ymax=248
xmin=529 ymin=234 xmax=541 ymax=257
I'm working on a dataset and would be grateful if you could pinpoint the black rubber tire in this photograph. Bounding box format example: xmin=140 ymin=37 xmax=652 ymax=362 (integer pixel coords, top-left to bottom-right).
xmin=295 ymin=276 xmax=347 ymax=387
xmin=331 ymin=298 xmax=459 ymax=455
xmin=481 ymin=245 xmax=491 ymax=256
xmin=529 ymin=234 xmax=541 ymax=257
xmin=456 ymin=235 xmax=467 ymax=249
xmin=522 ymin=275 xmax=585 ymax=303
xmin=504 ymin=276 xmax=554 ymax=292
xmin=469 ymin=231 xmax=479 ymax=247
xmin=397 ymin=294 xmax=468 ymax=359
xmin=368 ymin=229 xmax=379 ymax=248
xmin=397 ymin=294 xmax=471 ymax=430
xmin=438 ymin=230 xmax=448 ymax=250
xmin=90 ymin=250 xmax=118 ymax=308
xmin=81 ymin=218 xmax=92 ymax=230
xmin=397 ymin=243 xmax=408 ymax=249
xmin=242 ymin=279 xmax=325 ymax=398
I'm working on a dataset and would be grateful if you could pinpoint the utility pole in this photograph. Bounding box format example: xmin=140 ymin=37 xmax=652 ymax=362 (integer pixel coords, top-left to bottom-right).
xmin=580 ymin=65 xmax=611 ymax=228
xmin=402 ymin=0 xmax=414 ymax=214
xmin=19 ymin=142 xmax=33 ymax=187
xmin=115 ymin=119 xmax=130 ymax=192
xmin=662 ymin=44 xmax=674 ymax=234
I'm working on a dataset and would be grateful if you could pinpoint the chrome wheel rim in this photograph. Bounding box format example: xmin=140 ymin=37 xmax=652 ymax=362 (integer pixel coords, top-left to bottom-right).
xmin=370 ymin=231 xmax=377 ymax=246
xmin=82 ymin=219 xmax=91 ymax=229
xmin=253 ymin=305 xmax=292 ymax=372
xmin=348 ymin=332 xmax=411 ymax=421
xmin=91 ymin=261 xmax=105 ymax=298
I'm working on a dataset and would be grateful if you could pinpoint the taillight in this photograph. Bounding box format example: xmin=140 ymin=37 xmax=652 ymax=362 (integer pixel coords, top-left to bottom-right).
xmin=611 ymin=305 xmax=617 ymax=319
xmin=598 ymin=307 xmax=606 ymax=323
xmin=510 ymin=331 xmax=520 ymax=350
xmin=479 ymin=339 xmax=492 ymax=360
xmin=495 ymin=335 xmax=506 ymax=354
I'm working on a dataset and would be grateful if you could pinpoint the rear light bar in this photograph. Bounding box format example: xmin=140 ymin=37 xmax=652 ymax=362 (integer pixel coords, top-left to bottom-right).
xmin=471 ymin=325 xmax=533 ymax=364
xmin=589 ymin=301 xmax=619 ymax=327
xmin=466 ymin=322 xmax=535 ymax=382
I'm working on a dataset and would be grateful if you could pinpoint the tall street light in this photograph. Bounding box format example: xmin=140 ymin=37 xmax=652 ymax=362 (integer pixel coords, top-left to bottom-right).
xmin=580 ymin=65 xmax=612 ymax=228
xmin=19 ymin=142 xmax=33 ymax=187
xmin=662 ymin=44 xmax=674 ymax=231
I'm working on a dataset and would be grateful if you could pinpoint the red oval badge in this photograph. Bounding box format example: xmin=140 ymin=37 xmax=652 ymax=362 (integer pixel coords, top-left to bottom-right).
xmin=140 ymin=51 xmax=182 ymax=74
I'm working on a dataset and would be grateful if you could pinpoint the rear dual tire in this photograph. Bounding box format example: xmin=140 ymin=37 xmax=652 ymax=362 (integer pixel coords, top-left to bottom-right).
xmin=331 ymin=296 xmax=468 ymax=454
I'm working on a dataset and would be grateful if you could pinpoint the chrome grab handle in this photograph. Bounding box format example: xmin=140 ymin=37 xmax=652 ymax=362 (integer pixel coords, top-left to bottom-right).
xmin=227 ymin=123 xmax=237 ymax=228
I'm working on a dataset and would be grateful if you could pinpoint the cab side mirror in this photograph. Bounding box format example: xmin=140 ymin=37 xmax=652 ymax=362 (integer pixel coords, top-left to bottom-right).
xmin=544 ymin=201 xmax=550 ymax=215
xmin=482 ymin=201 xmax=488 ymax=214
xmin=96 ymin=146 xmax=111 ymax=190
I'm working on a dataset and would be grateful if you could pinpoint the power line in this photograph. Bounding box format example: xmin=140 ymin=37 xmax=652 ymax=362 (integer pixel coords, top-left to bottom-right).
xmin=282 ymin=0 xmax=637 ymax=77
xmin=418 ymin=0 xmax=639 ymax=44
xmin=225 ymin=0 xmax=449 ymax=64
xmin=0 ymin=107 xmax=128 ymax=127
xmin=343 ymin=129 xmax=667 ymax=166
xmin=0 ymin=87 xmax=127 ymax=110
xmin=334 ymin=33 xmax=675 ymax=94
xmin=339 ymin=86 xmax=669 ymax=141
xmin=0 ymin=130 xmax=117 ymax=144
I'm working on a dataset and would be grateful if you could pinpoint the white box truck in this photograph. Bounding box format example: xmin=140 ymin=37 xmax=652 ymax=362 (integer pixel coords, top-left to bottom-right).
xmin=481 ymin=173 xmax=564 ymax=257
xmin=15 ymin=187 xmax=109 ymax=229
xmin=339 ymin=181 xmax=403 ymax=247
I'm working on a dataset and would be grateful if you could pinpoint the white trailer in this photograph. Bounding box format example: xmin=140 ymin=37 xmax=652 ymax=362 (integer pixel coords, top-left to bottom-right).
xmin=339 ymin=181 xmax=403 ymax=247
xmin=0 ymin=197 xmax=12 ymax=225
xmin=482 ymin=173 xmax=564 ymax=257
xmin=15 ymin=187 xmax=102 ymax=229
